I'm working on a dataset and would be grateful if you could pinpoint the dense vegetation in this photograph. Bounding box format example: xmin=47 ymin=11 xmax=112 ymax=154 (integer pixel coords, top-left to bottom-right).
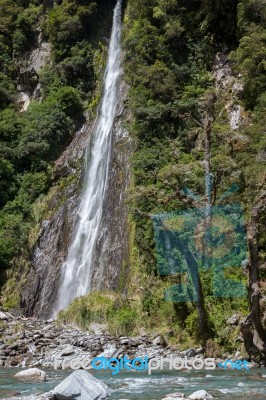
xmin=0 ymin=0 xmax=265 ymax=356
xmin=120 ymin=0 xmax=266 ymax=353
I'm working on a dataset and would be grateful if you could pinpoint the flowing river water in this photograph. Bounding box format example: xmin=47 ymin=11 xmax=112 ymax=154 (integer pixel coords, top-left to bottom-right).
xmin=0 ymin=368 xmax=266 ymax=399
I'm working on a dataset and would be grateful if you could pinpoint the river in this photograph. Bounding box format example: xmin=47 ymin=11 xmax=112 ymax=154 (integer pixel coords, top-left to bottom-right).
xmin=1 ymin=368 xmax=266 ymax=399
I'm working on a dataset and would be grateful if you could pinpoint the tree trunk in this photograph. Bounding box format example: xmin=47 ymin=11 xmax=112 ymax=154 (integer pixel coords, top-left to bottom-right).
xmin=241 ymin=183 xmax=266 ymax=360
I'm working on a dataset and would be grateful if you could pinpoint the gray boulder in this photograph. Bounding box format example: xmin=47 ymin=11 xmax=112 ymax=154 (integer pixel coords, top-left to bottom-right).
xmin=4 ymin=393 xmax=53 ymax=400
xmin=60 ymin=345 xmax=75 ymax=357
xmin=153 ymin=335 xmax=166 ymax=346
xmin=186 ymin=348 xmax=196 ymax=357
xmin=161 ymin=393 xmax=185 ymax=400
xmin=14 ymin=368 xmax=46 ymax=382
xmin=226 ymin=314 xmax=240 ymax=325
xmin=52 ymin=370 xmax=110 ymax=400
xmin=188 ymin=390 xmax=213 ymax=399
xmin=0 ymin=311 xmax=8 ymax=320
xmin=89 ymin=322 xmax=108 ymax=335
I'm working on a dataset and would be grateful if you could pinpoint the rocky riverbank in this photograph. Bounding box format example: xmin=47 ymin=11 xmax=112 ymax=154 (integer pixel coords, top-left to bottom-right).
xmin=0 ymin=312 xmax=264 ymax=370
xmin=0 ymin=313 xmax=185 ymax=369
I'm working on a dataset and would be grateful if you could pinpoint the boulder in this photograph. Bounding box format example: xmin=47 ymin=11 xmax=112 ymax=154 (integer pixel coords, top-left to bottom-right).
xmin=161 ymin=393 xmax=185 ymax=400
xmin=14 ymin=368 xmax=46 ymax=382
xmin=195 ymin=347 xmax=204 ymax=355
xmin=89 ymin=322 xmax=108 ymax=335
xmin=2 ymin=397 xmax=37 ymax=400
xmin=153 ymin=335 xmax=166 ymax=347
xmin=52 ymin=370 xmax=111 ymax=400
xmin=226 ymin=314 xmax=240 ymax=325
xmin=4 ymin=394 xmax=54 ymax=400
xmin=162 ymin=397 xmax=185 ymax=400
xmin=0 ymin=311 xmax=8 ymax=320
xmin=188 ymin=390 xmax=213 ymax=400
xmin=186 ymin=348 xmax=196 ymax=357
xmin=60 ymin=345 xmax=75 ymax=357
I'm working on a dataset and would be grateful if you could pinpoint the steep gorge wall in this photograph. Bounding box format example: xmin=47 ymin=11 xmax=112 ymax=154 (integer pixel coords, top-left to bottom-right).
xmin=21 ymin=80 xmax=131 ymax=319
xmin=90 ymin=81 xmax=132 ymax=293
xmin=18 ymin=1 xmax=131 ymax=319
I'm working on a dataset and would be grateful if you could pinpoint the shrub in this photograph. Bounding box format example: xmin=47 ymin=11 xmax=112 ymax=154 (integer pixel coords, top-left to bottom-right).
xmin=0 ymin=212 xmax=28 ymax=268
xmin=57 ymin=292 xmax=116 ymax=329
xmin=17 ymin=86 xmax=83 ymax=169
xmin=13 ymin=5 xmax=40 ymax=55
xmin=56 ymin=41 xmax=96 ymax=97
xmin=57 ymin=291 xmax=139 ymax=336
xmin=0 ymin=158 xmax=17 ymax=206
xmin=110 ymin=307 xmax=138 ymax=336
xmin=0 ymin=73 xmax=15 ymax=109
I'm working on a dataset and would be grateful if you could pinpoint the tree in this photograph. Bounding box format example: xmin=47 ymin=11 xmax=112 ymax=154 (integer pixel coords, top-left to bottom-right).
xmin=241 ymin=177 xmax=266 ymax=360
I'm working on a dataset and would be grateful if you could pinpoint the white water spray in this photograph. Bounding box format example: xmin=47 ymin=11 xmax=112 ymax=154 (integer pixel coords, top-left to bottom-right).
xmin=53 ymin=0 xmax=123 ymax=314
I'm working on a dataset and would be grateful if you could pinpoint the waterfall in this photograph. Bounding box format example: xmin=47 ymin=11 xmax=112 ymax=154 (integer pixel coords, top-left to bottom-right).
xmin=53 ymin=0 xmax=123 ymax=315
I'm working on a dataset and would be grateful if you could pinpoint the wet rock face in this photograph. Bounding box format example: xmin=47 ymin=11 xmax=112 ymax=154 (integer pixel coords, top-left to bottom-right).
xmin=20 ymin=120 xmax=89 ymax=318
xmin=21 ymin=81 xmax=131 ymax=318
xmin=21 ymin=122 xmax=89 ymax=318
xmin=91 ymin=81 xmax=131 ymax=292
xmin=21 ymin=194 xmax=80 ymax=318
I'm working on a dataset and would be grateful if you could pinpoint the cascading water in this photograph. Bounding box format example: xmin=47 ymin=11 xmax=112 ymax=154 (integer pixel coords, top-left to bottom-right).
xmin=53 ymin=0 xmax=123 ymax=315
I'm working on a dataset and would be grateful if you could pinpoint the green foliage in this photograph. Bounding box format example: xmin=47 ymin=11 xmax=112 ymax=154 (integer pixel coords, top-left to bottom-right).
xmin=0 ymin=75 xmax=83 ymax=280
xmin=231 ymin=25 xmax=266 ymax=109
xmin=0 ymin=0 xmax=22 ymax=44
xmin=0 ymin=212 xmax=29 ymax=268
xmin=58 ymin=291 xmax=139 ymax=336
xmin=17 ymin=87 xmax=82 ymax=170
xmin=57 ymin=291 xmax=116 ymax=328
xmin=56 ymin=41 xmax=96 ymax=97
xmin=124 ymin=0 xmax=215 ymax=280
xmin=0 ymin=74 xmax=15 ymax=109
xmin=0 ymin=0 xmax=22 ymax=75
xmin=48 ymin=9 xmax=83 ymax=61
xmin=0 ymin=108 xmax=22 ymax=143
xmin=124 ymin=0 xmax=264 ymax=347
xmin=110 ymin=307 xmax=138 ymax=336
xmin=4 ymin=172 xmax=49 ymax=216
xmin=46 ymin=0 xmax=114 ymax=62
xmin=200 ymin=0 xmax=239 ymax=43
xmin=0 ymin=158 xmax=17 ymax=206
xmin=13 ymin=4 xmax=40 ymax=55
xmin=237 ymin=0 xmax=266 ymax=35
xmin=185 ymin=310 xmax=200 ymax=337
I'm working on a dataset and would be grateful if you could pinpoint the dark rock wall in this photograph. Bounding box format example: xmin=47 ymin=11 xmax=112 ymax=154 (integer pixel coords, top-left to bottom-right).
xmin=21 ymin=80 xmax=131 ymax=319
xmin=91 ymin=81 xmax=131 ymax=293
